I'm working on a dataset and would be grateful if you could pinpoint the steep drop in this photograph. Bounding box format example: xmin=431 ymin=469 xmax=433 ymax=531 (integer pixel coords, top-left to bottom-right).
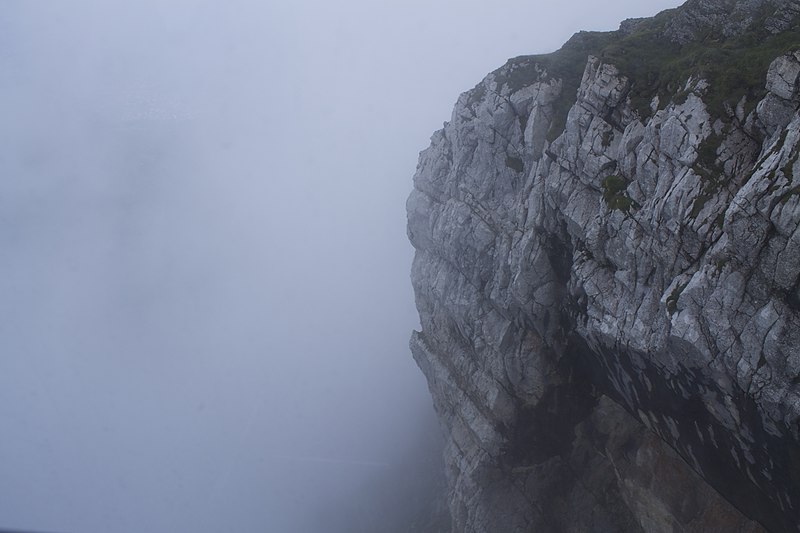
xmin=408 ymin=1 xmax=800 ymax=531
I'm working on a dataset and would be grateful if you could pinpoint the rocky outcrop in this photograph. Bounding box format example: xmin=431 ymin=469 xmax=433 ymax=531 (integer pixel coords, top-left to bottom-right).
xmin=408 ymin=1 xmax=800 ymax=531
xmin=664 ymin=0 xmax=800 ymax=43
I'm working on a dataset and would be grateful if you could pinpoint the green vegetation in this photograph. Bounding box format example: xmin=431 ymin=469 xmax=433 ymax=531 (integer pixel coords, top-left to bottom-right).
xmin=505 ymin=156 xmax=524 ymax=173
xmin=599 ymin=15 xmax=800 ymax=119
xmin=601 ymin=129 xmax=614 ymax=148
xmin=689 ymin=131 xmax=726 ymax=217
xmin=779 ymin=184 xmax=800 ymax=203
xmin=781 ymin=145 xmax=800 ymax=182
xmin=466 ymin=82 xmax=487 ymax=108
xmin=494 ymin=31 xmax=619 ymax=142
xmin=489 ymin=9 xmax=800 ymax=141
xmin=666 ymin=282 xmax=687 ymax=315
xmin=689 ymin=189 xmax=714 ymax=218
xmin=601 ymin=174 xmax=639 ymax=213
xmin=695 ymin=131 xmax=724 ymax=175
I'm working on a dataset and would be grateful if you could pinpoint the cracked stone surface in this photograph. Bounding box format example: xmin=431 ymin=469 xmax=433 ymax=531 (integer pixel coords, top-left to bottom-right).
xmin=408 ymin=5 xmax=800 ymax=532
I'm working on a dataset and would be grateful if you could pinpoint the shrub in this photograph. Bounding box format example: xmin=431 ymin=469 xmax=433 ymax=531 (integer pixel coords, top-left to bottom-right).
xmin=601 ymin=174 xmax=639 ymax=213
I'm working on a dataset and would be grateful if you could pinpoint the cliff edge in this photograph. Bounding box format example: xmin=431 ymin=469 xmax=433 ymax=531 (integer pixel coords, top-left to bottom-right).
xmin=408 ymin=0 xmax=800 ymax=531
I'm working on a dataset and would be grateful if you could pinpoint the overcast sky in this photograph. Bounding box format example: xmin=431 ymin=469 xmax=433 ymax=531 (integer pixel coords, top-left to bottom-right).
xmin=0 ymin=1 xmax=680 ymax=532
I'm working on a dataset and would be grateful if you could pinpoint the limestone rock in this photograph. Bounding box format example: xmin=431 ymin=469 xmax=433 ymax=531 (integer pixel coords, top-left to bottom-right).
xmin=408 ymin=1 xmax=800 ymax=531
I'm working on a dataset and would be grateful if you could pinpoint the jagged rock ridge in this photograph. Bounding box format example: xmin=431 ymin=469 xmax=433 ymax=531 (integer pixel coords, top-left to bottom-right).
xmin=408 ymin=0 xmax=800 ymax=531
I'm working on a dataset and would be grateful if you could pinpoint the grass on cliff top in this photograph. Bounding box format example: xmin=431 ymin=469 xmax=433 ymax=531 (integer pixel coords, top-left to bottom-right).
xmin=492 ymin=8 xmax=800 ymax=140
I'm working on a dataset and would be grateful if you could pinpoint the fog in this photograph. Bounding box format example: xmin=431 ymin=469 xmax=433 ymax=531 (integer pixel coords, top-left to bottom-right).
xmin=0 ymin=1 xmax=679 ymax=532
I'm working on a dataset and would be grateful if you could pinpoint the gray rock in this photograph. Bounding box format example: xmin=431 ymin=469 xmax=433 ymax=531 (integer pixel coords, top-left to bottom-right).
xmin=664 ymin=0 xmax=800 ymax=44
xmin=408 ymin=7 xmax=800 ymax=532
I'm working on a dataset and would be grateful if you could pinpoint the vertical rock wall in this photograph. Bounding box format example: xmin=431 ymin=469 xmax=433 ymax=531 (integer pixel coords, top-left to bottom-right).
xmin=408 ymin=15 xmax=800 ymax=531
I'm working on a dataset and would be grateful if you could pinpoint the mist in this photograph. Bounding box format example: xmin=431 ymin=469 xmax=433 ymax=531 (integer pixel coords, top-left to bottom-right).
xmin=0 ymin=1 xmax=680 ymax=532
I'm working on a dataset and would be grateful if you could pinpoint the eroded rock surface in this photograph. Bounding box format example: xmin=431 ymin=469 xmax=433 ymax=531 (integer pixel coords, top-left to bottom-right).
xmin=408 ymin=2 xmax=800 ymax=531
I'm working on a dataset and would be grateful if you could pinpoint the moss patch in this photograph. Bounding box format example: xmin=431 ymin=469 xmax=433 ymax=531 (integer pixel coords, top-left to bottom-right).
xmin=505 ymin=156 xmax=524 ymax=173
xmin=690 ymin=131 xmax=727 ymax=218
xmin=602 ymin=174 xmax=639 ymax=213
xmin=695 ymin=131 xmax=724 ymax=175
xmin=779 ymin=184 xmax=800 ymax=203
xmin=781 ymin=144 xmax=800 ymax=182
xmin=666 ymin=282 xmax=687 ymax=315
xmin=489 ymin=7 xmax=800 ymax=141
xmin=601 ymin=129 xmax=614 ymax=148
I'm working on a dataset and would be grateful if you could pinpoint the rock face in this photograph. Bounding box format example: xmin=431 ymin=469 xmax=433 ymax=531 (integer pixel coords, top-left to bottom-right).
xmin=408 ymin=1 xmax=800 ymax=531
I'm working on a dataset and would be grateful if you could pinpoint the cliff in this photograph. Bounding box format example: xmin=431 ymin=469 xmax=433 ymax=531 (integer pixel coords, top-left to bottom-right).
xmin=407 ymin=0 xmax=800 ymax=531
